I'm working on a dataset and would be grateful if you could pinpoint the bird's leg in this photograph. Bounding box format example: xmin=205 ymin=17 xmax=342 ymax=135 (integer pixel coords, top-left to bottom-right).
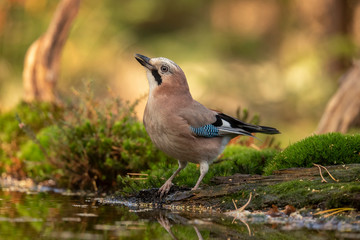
xmin=159 ymin=161 xmax=187 ymax=198
xmin=157 ymin=214 xmax=178 ymax=240
xmin=191 ymin=161 xmax=209 ymax=191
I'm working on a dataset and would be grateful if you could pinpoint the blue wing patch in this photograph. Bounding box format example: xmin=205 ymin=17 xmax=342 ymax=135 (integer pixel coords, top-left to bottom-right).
xmin=190 ymin=125 xmax=219 ymax=138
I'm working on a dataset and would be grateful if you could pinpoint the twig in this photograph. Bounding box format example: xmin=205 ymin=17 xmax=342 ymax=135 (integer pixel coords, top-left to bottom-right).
xmin=238 ymin=192 xmax=252 ymax=212
xmin=239 ymin=218 xmax=252 ymax=236
xmin=127 ymin=173 xmax=148 ymax=180
xmin=313 ymin=163 xmax=339 ymax=182
xmin=232 ymin=199 xmax=238 ymax=210
xmin=320 ymin=165 xmax=339 ymax=182
xmin=313 ymin=163 xmax=327 ymax=182
xmin=230 ymin=193 xmax=253 ymax=236
xmin=92 ymin=179 xmax=98 ymax=192
xmin=231 ymin=192 xmax=253 ymax=224
xmin=314 ymin=208 xmax=355 ymax=218
xmin=127 ymin=173 xmax=149 ymax=176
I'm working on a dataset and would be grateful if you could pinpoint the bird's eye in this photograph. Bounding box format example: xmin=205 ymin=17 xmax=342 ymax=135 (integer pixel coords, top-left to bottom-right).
xmin=160 ymin=65 xmax=169 ymax=73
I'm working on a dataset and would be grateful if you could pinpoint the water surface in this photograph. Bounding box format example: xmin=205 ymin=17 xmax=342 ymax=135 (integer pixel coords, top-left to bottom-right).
xmin=0 ymin=190 xmax=358 ymax=239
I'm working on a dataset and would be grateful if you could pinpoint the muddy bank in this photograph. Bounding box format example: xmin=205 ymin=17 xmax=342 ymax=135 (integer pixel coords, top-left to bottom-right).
xmin=97 ymin=163 xmax=360 ymax=237
xmin=108 ymin=164 xmax=360 ymax=212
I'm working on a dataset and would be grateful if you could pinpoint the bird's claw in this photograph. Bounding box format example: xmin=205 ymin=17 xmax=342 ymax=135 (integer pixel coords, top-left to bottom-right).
xmin=158 ymin=180 xmax=173 ymax=198
xmin=157 ymin=214 xmax=171 ymax=232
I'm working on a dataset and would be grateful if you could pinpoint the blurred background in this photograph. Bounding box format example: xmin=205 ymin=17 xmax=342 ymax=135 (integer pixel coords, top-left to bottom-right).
xmin=0 ymin=0 xmax=359 ymax=146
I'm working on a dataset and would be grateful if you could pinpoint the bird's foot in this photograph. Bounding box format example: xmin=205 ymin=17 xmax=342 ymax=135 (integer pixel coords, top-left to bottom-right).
xmin=191 ymin=184 xmax=201 ymax=191
xmin=156 ymin=214 xmax=171 ymax=232
xmin=158 ymin=180 xmax=173 ymax=198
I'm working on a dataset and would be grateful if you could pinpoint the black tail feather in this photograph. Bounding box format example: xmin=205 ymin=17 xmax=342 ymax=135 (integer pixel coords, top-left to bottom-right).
xmin=252 ymin=125 xmax=280 ymax=134
xmin=218 ymin=113 xmax=280 ymax=135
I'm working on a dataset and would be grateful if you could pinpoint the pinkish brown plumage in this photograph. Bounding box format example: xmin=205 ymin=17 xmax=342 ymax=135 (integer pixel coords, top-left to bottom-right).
xmin=135 ymin=54 xmax=279 ymax=197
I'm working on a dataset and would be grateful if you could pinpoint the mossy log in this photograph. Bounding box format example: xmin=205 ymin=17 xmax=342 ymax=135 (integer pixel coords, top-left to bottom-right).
xmin=130 ymin=164 xmax=360 ymax=211
xmin=23 ymin=0 xmax=80 ymax=103
xmin=211 ymin=164 xmax=357 ymax=185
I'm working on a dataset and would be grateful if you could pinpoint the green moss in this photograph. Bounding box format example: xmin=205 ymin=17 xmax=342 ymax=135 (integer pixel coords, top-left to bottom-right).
xmin=221 ymin=145 xmax=278 ymax=175
xmin=30 ymin=90 xmax=171 ymax=190
xmin=264 ymin=133 xmax=360 ymax=175
xmin=119 ymin=145 xmax=279 ymax=193
xmin=0 ymin=89 xmax=172 ymax=190
xmin=18 ymin=126 xmax=60 ymax=181
xmin=0 ymin=101 xmax=62 ymax=174
xmin=0 ymin=102 xmax=61 ymax=143
xmin=224 ymin=179 xmax=360 ymax=210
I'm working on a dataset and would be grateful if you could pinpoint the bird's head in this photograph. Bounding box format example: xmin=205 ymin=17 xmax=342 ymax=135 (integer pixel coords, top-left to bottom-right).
xmin=135 ymin=54 xmax=189 ymax=94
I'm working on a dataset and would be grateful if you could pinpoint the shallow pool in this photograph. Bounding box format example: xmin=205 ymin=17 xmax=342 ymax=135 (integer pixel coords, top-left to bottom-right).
xmin=0 ymin=190 xmax=358 ymax=239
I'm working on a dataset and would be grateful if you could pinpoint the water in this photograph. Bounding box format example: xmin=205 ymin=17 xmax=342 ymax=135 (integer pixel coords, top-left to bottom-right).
xmin=0 ymin=190 xmax=358 ymax=240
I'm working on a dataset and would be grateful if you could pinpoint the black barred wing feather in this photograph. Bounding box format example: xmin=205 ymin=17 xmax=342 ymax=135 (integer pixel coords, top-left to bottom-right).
xmin=190 ymin=113 xmax=280 ymax=138
xmin=217 ymin=113 xmax=280 ymax=135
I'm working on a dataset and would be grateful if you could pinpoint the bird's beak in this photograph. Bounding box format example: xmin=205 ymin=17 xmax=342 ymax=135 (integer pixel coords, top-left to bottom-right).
xmin=135 ymin=54 xmax=154 ymax=70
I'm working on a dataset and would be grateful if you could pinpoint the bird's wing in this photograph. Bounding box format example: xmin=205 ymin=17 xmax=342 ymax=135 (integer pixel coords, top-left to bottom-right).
xmin=188 ymin=113 xmax=255 ymax=138
xmin=216 ymin=112 xmax=280 ymax=135
xmin=178 ymin=101 xmax=279 ymax=138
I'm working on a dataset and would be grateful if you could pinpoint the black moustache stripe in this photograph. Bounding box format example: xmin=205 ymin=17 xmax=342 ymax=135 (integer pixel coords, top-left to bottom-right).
xmin=152 ymin=70 xmax=162 ymax=85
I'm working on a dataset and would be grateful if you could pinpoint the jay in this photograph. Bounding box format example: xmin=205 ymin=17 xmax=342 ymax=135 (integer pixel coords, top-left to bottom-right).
xmin=135 ymin=54 xmax=280 ymax=196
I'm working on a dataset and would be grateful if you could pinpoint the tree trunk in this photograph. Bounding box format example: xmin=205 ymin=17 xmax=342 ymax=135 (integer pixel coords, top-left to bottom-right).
xmin=316 ymin=61 xmax=360 ymax=133
xmin=23 ymin=0 xmax=81 ymax=103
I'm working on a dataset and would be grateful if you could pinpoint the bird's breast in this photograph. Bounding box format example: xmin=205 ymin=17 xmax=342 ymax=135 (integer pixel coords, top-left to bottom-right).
xmin=143 ymin=102 xmax=226 ymax=163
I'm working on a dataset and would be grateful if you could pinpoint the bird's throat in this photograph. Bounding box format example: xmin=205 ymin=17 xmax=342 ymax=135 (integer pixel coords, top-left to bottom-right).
xmin=151 ymin=70 xmax=162 ymax=85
